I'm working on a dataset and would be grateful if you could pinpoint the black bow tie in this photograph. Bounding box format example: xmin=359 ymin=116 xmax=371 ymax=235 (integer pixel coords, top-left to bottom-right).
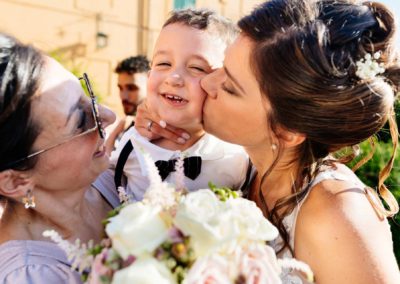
xmin=155 ymin=156 xmax=202 ymax=181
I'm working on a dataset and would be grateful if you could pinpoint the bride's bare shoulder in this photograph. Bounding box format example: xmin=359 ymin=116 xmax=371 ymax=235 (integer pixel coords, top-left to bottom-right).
xmin=293 ymin=163 xmax=398 ymax=283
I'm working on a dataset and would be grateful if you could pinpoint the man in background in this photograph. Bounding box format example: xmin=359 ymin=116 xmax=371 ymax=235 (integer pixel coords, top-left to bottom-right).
xmin=105 ymin=55 xmax=150 ymax=154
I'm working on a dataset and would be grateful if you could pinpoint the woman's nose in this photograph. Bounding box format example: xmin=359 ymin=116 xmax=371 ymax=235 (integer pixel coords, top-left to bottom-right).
xmin=99 ymin=104 xmax=116 ymax=128
xmin=201 ymin=69 xmax=220 ymax=99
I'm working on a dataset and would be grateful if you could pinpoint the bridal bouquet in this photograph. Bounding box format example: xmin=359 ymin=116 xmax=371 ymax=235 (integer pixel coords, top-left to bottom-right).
xmin=44 ymin=154 xmax=313 ymax=284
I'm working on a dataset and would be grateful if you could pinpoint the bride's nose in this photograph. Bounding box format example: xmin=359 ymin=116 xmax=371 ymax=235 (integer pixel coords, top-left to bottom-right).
xmin=201 ymin=69 xmax=222 ymax=99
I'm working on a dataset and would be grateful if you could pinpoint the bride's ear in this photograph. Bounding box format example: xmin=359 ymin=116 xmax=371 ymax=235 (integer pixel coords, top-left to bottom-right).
xmin=0 ymin=170 xmax=34 ymax=199
xmin=277 ymin=127 xmax=306 ymax=148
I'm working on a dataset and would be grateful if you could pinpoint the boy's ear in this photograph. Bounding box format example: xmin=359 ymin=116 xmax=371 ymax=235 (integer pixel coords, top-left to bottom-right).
xmin=0 ymin=170 xmax=34 ymax=199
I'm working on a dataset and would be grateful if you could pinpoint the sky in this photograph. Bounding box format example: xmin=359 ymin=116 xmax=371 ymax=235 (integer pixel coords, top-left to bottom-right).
xmin=378 ymin=0 xmax=400 ymax=45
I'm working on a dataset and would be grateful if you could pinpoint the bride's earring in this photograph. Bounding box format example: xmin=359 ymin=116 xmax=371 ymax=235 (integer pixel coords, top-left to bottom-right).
xmin=271 ymin=143 xmax=277 ymax=151
xmin=22 ymin=189 xmax=36 ymax=209
xmin=352 ymin=144 xmax=361 ymax=156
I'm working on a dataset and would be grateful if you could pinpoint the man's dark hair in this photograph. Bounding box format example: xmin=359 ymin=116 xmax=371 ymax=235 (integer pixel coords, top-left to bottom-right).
xmin=115 ymin=55 xmax=150 ymax=75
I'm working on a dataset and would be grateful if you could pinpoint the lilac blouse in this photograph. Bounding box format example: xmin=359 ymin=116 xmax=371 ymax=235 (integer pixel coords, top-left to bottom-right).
xmin=0 ymin=240 xmax=82 ymax=283
xmin=0 ymin=181 xmax=120 ymax=283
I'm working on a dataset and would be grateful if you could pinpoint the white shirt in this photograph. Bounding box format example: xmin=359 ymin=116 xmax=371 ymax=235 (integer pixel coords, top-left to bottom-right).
xmin=110 ymin=127 xmax=248 ymax=201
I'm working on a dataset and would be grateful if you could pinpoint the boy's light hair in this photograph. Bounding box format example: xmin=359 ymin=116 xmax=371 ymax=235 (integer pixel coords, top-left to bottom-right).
xmin=163 ymin=8 xmax=239 ymax=46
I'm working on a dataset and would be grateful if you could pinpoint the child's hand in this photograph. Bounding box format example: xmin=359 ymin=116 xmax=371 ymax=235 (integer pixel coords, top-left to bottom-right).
xmin=135 ymin=100 xmax=190 ymax=145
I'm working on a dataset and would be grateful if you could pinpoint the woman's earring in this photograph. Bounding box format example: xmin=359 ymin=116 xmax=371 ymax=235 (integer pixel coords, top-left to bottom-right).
xmin=271 ymin=143 xmax=277 ymax=151
xmin=22 ymin=189 xmax=36 ymax=209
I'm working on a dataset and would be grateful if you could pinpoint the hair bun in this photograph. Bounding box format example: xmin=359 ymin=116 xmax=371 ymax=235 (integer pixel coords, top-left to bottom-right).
xmin=363 ymin=2 xmax=400 ymax=94
xmin=359 ymin=1 xmax=397 ymax=68
xmin=364 ymin=2 xmax=395 ymax=46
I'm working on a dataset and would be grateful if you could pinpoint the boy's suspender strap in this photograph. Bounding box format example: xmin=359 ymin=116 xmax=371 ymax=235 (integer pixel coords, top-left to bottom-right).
xmin=114 ymin=140 xmax=134 ymax=190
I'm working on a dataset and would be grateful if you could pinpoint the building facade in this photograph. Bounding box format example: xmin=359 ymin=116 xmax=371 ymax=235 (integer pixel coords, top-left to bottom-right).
xmin=0 ymin=0 xmax=262 ymax=113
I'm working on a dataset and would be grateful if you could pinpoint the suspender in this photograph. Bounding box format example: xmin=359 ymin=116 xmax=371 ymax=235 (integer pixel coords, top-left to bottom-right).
xmin=114 ymin=140 xmax=134 ymax=189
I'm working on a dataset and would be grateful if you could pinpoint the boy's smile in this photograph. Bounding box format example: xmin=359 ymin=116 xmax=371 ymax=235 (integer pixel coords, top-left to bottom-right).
xmin=160 ymin=92 xmax=189 ymax=107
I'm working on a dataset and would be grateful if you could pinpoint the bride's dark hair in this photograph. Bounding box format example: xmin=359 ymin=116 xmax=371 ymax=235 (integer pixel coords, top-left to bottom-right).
xmin=239 ymin=0 xmax=399 ymax=254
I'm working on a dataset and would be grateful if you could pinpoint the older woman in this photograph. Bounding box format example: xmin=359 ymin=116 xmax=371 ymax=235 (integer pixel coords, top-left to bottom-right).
xmin=136 ymin=0 xmax=400 ymax=282
xmin=0 ymin=34 xmax=116 ymax=283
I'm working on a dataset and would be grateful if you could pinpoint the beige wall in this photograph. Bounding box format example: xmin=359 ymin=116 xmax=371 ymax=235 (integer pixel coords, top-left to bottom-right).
xmin=0 ymin=0 xmax=262 ymax=115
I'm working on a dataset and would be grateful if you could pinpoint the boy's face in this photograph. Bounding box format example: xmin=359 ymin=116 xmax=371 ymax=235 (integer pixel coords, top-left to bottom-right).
xmin=147 ymin=23 xmax=226 ymax=130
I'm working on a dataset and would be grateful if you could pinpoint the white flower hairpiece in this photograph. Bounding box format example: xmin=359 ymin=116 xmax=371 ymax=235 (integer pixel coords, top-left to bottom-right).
xmin=355 ymin=51 xmax=385 ymax=80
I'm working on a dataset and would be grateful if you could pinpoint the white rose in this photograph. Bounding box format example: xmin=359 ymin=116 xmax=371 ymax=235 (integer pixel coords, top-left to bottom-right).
xmin=226 ymin=198 xmax=279 ymax=242
xmin=105 ymin=203 xmax=169 ymax=259
xmin=183 ymin=254 xmax=232 ymax=284
xmin=112 ymin=257 xmax=176 ymax=284
xmin=173 ymin=189 xmax=238 ymax=256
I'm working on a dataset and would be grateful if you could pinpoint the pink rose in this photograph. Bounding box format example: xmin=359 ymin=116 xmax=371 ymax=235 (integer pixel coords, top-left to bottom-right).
xmin=184 ymin=255 xmax=232 ymax=284
xmin=89 ymin=248 xmax=113 ymax=284
xmin=237 ymin=244 xmax=282 ymax=284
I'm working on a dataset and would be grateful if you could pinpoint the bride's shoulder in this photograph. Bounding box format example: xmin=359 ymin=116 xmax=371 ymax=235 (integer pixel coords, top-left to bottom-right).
xmin=293 ymin=164 xmax=397 ymax=283
xmin=296 ymin=162 xmax=389 ymax=240
xmin=303 ymin=163 xmax=367 ymax=209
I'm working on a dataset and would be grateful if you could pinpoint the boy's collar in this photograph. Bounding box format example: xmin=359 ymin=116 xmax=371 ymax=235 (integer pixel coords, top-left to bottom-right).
xmin=130 ymin=128 xmax=225 ymax=176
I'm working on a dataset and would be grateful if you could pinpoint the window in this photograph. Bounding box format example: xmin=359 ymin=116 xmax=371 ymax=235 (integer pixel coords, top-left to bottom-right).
xmin=174 ymin=0 xmax=196 ymax=9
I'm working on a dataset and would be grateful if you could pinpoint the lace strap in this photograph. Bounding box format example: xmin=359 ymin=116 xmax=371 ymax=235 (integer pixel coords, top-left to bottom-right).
xmin=309 ymin=170 xmax=352 ymax=188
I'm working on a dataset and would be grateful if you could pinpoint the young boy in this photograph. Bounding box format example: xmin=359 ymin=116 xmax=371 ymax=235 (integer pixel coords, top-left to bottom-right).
xmin=101 ymin=9 xmax=248 ymax=202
